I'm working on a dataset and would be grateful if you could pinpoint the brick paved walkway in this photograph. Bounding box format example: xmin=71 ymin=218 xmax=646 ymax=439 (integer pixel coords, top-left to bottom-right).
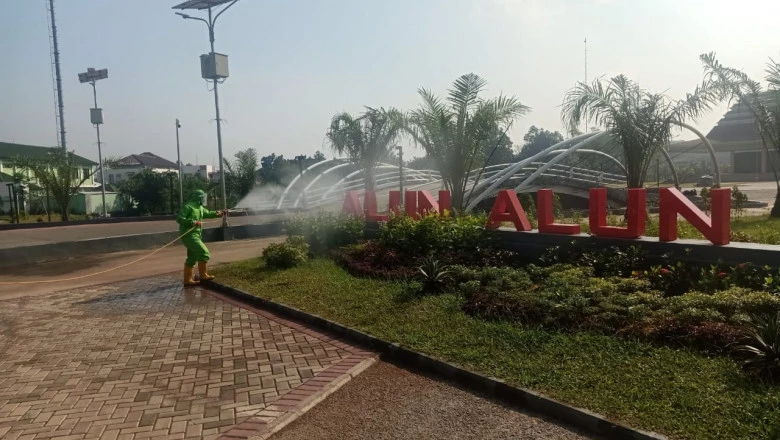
xmin=0 ymin=277 xmax=375 ymax=440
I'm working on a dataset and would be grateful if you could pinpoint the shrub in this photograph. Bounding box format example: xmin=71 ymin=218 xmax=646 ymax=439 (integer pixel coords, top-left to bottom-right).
xmin=330 ymin=241 xmax=415 ymax=280
xmin=461 ymin=264 xmax=780 ymax=352
xmin=541 ymin=242 xmax=646 ymax=277
xmin=734 ymin=312 xmax=780 ymax=382
xmin=378 ymin=212 xmax=490 ymax=259
xmin=285 ymin=212 xmax=363 ymax=255
xmin=262 ymin=237 xmax=309 ymax=269
xmin=416 ymin=257 xmax=452 ymax=294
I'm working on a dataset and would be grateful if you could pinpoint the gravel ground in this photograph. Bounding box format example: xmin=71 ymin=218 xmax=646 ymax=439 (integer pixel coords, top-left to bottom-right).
xmin=271 ymin=361 xmax=600 ymax=440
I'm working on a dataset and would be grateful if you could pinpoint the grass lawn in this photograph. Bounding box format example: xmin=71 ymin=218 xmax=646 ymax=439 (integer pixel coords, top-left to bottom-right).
xmin=215 ymin=258 xmax=780 ymax=440
xmin=526 ymin=213 xmax=780 ymax=245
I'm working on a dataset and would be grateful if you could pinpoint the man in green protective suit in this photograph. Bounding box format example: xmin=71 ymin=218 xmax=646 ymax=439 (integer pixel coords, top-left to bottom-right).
xmin=177 ymin=189 xmax=225 ymax=286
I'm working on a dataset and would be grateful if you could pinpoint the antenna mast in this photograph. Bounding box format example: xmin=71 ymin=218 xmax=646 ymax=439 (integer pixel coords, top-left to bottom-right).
xmin=46 ymin=0 xmax=66 ymax=149
xmin=584 ymin=37 xmax=588 ymax=84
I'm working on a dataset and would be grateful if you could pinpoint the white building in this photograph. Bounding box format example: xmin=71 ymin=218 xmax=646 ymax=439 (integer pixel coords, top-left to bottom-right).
xmin=105 ymin=152 xmax=178 ymax=185
xmin=182 ymin=164 xmax=214 ymax=181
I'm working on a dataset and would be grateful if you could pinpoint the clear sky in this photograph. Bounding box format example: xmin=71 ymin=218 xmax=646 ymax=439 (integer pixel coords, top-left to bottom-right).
xmin=1 ymin=0 xmax=779 ymax=165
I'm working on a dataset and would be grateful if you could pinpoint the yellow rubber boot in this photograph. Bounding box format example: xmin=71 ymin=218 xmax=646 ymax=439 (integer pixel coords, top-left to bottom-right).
xmin=183 ymin=266 xmax=199 ymax=287
xmin=198 ymin=261 xmax=215 ymax=281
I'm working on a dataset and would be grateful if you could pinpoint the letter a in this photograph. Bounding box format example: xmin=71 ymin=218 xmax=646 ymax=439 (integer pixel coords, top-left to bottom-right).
xmin=487 ymin=189 xmax=532 ymax=231
xmin=364 ymin=191 xmax=388 ymax=221
xmin=341 ymin=191 xmax=362 ymax=216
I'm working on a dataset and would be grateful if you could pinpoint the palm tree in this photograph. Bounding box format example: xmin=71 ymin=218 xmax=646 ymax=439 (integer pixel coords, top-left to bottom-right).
xmin=326 ymin=107 xmax=405 ymax=193
xmin=701 ymin=53 xmax=780 ymax=216
xmin=561 ymin=74 xmax=719 ymax=189
xmin=407 ymin=73 xmax=529 ymax=211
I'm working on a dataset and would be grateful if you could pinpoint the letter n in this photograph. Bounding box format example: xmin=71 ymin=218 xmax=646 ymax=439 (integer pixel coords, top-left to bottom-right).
xmin=659 ymin=187 xmax=730 ymax=245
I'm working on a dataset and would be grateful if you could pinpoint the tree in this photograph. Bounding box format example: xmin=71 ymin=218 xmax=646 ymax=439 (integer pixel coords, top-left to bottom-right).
xmin=327 ymin=107 xmax=405 ymax=192
xmin=701 ymin=53 xmax=780 ymax=216
xmin=561 ymin=74 xmax=719 ymax=189
xmin=20 ymin=149 xmax=107 ymax=221
xmin=223 ymin=148 xmax=258 ymax=207
xmin=482 ymin=125 xmax=515 ymax=167
xmin=119 ymin=168 xmax=170 ymax=215
xmin=517 ymin=126 xmax=565 ymax=160
xmin=257 ymin=154 xmax=288 ymax=186
xmin=407 ymin=73 xmax=529 ymax=210
xmin=313 ymin=150 xmax=326 ymax=162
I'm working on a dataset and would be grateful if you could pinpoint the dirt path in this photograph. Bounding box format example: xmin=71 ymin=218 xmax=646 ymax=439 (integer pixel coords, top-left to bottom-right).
xmin=270 ymin=361 xmax=600 ymax=440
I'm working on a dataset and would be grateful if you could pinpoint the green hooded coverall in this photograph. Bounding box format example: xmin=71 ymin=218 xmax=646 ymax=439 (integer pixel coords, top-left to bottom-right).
xmin=177 ymin=190 xmax=219 ymax=275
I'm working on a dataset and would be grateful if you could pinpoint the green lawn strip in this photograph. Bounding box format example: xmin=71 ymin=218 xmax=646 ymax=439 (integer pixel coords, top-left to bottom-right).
xmin=555 ymin=214 xmax=780 ymax=244
xmin=214 ymin=259 xmax=780 ymax=440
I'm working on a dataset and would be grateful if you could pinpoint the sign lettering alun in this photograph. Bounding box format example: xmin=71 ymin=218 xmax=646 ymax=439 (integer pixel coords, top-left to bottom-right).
xmin=342 ymin=188 xmax=732 ymax=246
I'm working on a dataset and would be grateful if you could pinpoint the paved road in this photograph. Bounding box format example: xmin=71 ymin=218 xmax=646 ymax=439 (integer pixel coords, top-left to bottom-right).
xmin=0 ymin=277 xmax=376 ymax=440
xmin=0 ymin=237 xmax=282 ymax=300
xmin=0 ymin=213 xmax=289 ymax=249
xmin=1 ymin=240 xmax=603 ymax=440
xmin=273 ymin=361 xmax=599 ymax=440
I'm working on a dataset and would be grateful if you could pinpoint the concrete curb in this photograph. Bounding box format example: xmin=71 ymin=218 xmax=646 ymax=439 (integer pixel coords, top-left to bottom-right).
xmin=0 ymin=222 xmax=284 ymax=269
xmin=246 ymin=357 xmax=378 ymax=440
xmin=0 ymin=209 xmax=285 ymax=231
xmin=207 ymin=281 xmax=668 ymax=440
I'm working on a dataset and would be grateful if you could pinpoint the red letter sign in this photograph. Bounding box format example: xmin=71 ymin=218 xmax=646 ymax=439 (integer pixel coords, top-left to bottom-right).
xmin=438 ymin=191 xmax=451 ymax=214
xmin=537 ymin=189 xmax=580 ymax=235
xmin=418 ymin=191 xmax=439 ymax=215
xmin=388 ymin=190 xmax=401 ymax=215
xmin=364 ymin=191 xmax=388 ymax=221
xmin=405 ymin=191 xmax=418 ymax=218
xmin=487 ymin=189 xmax=532 ymax=231
xmin=659 ymin=187 xmax=730 ymax=245
xmin=589 ymin=188 xmax=646 ymax=239
xmin=341 ymin=191 xmax=362 ymax=216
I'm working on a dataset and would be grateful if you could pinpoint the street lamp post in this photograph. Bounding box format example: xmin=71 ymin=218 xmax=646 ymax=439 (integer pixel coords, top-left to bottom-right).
xmin=173 ymin=0 xmax=239 ymax=228
xmin=396 ymin=146 xmax=404 ymax=206
xmin=78 ymin=67 xmax=108 ymax=218
xmin=176 ymin=119 xmax=183 ymax=209
xmin=295 ymin=155 xmax=307 ymax=209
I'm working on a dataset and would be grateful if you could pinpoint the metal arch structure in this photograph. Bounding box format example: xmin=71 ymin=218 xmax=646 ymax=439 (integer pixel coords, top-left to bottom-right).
xmin=275 ymin=159 xmax=442 ymax=210
xmin=674 ymin=121 xmax=721 ymax=188
xmin=464 ymin=131 xmax=610 ymax=211
xmin=275 ymin=158 xmax=348 ymax=209
xmin=273 ymin=125 xmax=721 ymax=212
xmin=543 ymin=149 xmax=628 ymax=175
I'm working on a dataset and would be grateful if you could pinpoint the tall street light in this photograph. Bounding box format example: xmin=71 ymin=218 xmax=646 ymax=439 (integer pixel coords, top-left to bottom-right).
xmin=176 ymin=119 xmax=183 ymax=209
xmin=78 ymin=67 xmax=108 ymax=218
xmin=172 ymin=0 xmax=239 ymax=228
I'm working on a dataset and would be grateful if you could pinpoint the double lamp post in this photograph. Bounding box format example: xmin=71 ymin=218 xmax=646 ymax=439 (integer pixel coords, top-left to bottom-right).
xmin=173 ymin=0 xmax=240 ymax=228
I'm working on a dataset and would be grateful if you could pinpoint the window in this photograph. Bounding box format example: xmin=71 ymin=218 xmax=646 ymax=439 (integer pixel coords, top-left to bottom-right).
xmin=109 ymin=174 xmax=115 ymax=184
xmin=83 ymin=168 xmax=91 ymax=179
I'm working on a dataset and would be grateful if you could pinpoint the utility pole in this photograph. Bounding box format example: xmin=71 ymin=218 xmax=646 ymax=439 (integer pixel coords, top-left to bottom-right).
xmin=169 ymin=173 xmax=175 ymax=214
xmin=176 ymin=119 xmax=183 ymax=208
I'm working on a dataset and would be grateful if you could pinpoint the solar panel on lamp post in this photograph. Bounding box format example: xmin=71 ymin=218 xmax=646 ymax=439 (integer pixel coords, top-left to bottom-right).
xmin=173 ymin=0 xmax=239 ymax=228
xmin=78 ymin=67 xmax=109 ymax=218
